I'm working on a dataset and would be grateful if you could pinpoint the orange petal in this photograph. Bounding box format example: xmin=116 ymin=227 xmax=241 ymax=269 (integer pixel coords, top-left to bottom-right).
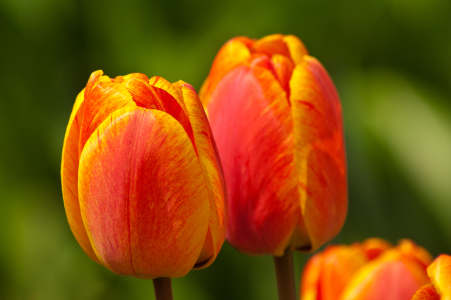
xmin=78 ymin=106 xmax=210 ymax=278
xmin=283 ymin=35 xmax=309 ymax=65
xmin=121 ymin=75 xmax=196 ymax=149
xmin=360 ymin=238 xmax=393 ymax=260
xmin=398 ymin=239 xmax=433 ymax=269
xmin=174 ymin=82 xmax=227 ymax=268
xmin=320 ymin=246 xmax=368 ymax=300
xmin=149 ymin=76 xmax=187 ymax=115
xmin=121 ymin=73 xmax=149 ymax=82
xmin=85 ymin=70 xmax=104 ymax=94
xmin=199 ymin=37 xmax=252 ymax=107
xmin=271 ymin=54 xmax=295 ymax=98
xmin=121 ymin=76 xmax=164 ymax=110
xmin=207 ymin=64 xmax=299 ymax=256
xmin=301 ymin=253 xmax=324 ymax=300
xmin=289 ymin=56 xmax=347 ymax=252
xmin=61 ymin=89 xmax=99 ymax=263
xmin=301 ymin=245 xmax=369 ymax=300
xmin=412 ymin=284 xmax=440 ymax=300
xmin=251 ymin=34 xmax=292 ymax=59
xmin=340 ymin=250 xmax=430 ymax=300
xmin=79 ymin=74 xmax=135 ymax=154
xmin=428 ymin=254 xmax=451 ymax=300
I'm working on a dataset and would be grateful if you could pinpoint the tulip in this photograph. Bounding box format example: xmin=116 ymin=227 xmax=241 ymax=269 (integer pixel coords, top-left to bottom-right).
xmin=200 ymin=34 xmax=347 ymax=257
xmin=300 ymin=238 xmax=433 ymax=300
xmin=412 ymin=254 xmax=451 ymax=300
xmin=61 ymin=71 xmax=227 ymax=286
xmin=200 ymin=33 xmax=346 ymax=300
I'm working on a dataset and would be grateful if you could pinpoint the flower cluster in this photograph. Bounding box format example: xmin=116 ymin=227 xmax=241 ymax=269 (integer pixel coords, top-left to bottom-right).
xmin=61 ymin=34 xmax=450 ymax=300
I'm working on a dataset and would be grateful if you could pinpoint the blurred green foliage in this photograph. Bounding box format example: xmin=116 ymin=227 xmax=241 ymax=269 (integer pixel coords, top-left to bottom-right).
xmin=0 ymin=0 xmax=450 ymax=299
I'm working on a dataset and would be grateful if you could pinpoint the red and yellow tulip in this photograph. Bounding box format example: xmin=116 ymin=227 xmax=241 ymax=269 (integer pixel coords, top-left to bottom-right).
xmin=301 ymin=238 xmax=433 ymax=300
xmin=200 ymin=34 xmax=347 ymax=256
xmin=412 ymin=254 xmax=451 ymax=300
xmin=61 ymin=71 xmax=227 ymax=279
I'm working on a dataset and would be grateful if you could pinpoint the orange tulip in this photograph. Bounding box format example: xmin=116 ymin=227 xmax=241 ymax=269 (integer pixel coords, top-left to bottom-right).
xmin=200 ymin=34 xmax=347 ymax=255
xmin=412 ymin=254 xmax=451 ymax=300
xmin=300 ymin=238 xmax=433 ymax=300
xmin=61 ymin=71 xmax=227 ymax=279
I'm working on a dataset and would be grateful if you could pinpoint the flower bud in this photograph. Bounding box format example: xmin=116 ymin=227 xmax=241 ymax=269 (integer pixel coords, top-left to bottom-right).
xmin=200 ymin=34 xmax=347 ymax=255
xmin=61 ymin=71 xmax=227 ymax=279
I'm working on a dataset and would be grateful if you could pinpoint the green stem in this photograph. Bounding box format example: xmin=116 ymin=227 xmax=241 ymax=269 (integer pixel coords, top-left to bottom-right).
xmin=273 ymin=250 xmax=296 ymax=300
xmin=152 ymin=277 xmax=173 ymax=300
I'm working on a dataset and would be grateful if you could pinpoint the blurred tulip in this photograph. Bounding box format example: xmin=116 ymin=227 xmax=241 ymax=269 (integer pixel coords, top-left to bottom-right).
xmin=61 ymin=71 xmax=227 ymax=279
xmin=200 ymin=34 xmax=347 ymax=256
xmin=412 ymin=254 xmax=451 ymax=300
xmin=301 ymin=238 xmax=433 ymax=300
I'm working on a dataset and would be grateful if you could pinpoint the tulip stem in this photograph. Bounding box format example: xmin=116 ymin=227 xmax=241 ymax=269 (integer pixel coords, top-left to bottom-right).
xmin=273 ymin=250 xmax=296 ymax=300
xmin=152 ymin=277 xmax=173 ymax=300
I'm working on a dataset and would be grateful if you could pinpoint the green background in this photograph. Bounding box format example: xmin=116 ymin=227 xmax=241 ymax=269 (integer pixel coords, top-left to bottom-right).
xmin=1 ymin=0 xmax=450 ymax=298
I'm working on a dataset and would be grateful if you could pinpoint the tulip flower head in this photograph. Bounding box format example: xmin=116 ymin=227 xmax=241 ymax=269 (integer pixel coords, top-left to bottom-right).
xmin=412 ymin=254 xmax=451 ymax=300
xmin=301 ymin=238 xmax=433 ymax=300
xmin=200 ymin=34 xmax=347 ymax=256
xmin=61 ymin=71 xmax=227 ymax=279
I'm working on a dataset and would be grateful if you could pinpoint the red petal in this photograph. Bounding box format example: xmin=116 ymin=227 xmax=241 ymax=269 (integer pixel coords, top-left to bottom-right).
xmin=207 ymin=64 xmax=299 ymax=255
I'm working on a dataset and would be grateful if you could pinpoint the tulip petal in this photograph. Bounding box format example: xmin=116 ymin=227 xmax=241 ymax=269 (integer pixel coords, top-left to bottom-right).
xmin=79 ymin=75 xmax=135 ymax=154
xmin=207 ymin=64 xmax=299 ymax=256
xmin=78 ymin=106 xmax=210 ymax=278
xmin=301 ymin=253 xmax=323 ymax=300
xmin=412 ymin=284 xmax=441 ymax=300
xmin=289 ymin=56 xmax=347 ymax=252
xmin=251 ymin=34 xmax=292 ymax=59
xmin=398 ymin=239 xmax=433 ymax=269
xmin=340 ymin=250 xmax=430 ymax=300
xmin=282 ymin=35 xmax=309 ymax=65
xmin=174 ymin=82 xmax=227 ymax=268
xmin=149 ymin=76 xmax=187 ymax=115
xmin=360 ymin=238 xmax=393 ymax=260
xmin=321 ymin=246 xmax=369 ymax=300
xmin=199 ymin=37 xmax=252 ymax=106
xmin=271 ymin=54 xmax=295 ymax=98
xmin=428 ymin=254 xmax=451 ymax=300
xmin=61 ymin=90 xmax=99 ymax=263
xmin=121 ymin=76 xmax=196 ymax=149
xmin=302 ymin=245 xmax=368 ymax=300
xmin=118 ymin=73 xmax=150 ymax=83
xmin=85 ymin=70 xmax=105 ymax=94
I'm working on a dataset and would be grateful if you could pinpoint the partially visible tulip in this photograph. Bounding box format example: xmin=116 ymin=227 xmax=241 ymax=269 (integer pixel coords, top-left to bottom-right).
xmin=412 ymin=254 xmax=451 ymax=300
xmin=200 ymin=34 xmax=347 ymax=256
xmin=61 ymin=71 xmax=227 ymax=280
xmin=301 ymin=238 xmax=433 ymax=300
